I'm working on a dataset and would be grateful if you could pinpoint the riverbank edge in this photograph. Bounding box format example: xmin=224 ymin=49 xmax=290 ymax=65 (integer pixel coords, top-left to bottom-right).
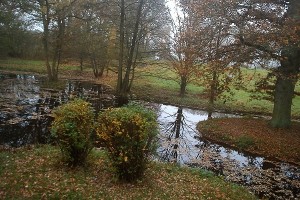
xmin=197 ymin=118 xmax=300 ymax=166
xmin=2 ymin=68 xmax=299 ymax=120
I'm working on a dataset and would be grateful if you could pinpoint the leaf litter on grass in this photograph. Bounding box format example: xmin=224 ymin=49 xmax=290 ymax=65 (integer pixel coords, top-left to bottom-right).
xmin=0 ymin=145 xmax=256 ymax=200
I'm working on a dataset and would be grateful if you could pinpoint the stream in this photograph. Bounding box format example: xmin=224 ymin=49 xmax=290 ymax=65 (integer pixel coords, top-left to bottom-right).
xmin=0 ymin=72 xmax=299 ymax=199
xmin=154 ymin=104 xmax=299 ymax=199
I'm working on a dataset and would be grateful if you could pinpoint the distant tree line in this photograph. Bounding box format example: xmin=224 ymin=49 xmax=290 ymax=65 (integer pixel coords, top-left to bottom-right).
xmin=0 ymin=0 xmax=171 ymax=80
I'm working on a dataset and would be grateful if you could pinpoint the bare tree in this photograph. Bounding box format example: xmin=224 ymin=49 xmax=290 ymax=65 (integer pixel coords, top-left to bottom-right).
xmin=37 ymin=0 xmax=78 ymax=81
xmin=116 ymin=0 xmax=170 ymax=104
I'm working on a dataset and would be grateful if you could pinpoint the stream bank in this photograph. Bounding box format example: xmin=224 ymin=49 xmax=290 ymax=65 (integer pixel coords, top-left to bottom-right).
xmin=0 ymin=72 xmax=299 ymax=199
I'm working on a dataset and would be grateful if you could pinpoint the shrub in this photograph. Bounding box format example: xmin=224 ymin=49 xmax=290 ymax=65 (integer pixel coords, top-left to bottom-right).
xmin=236 ymin=135 xmax=255 ymax=149
xmin=96 ymin=103 xmax=158 ymax=181
xmin=51 ymin=99 xmax=95 ymax=166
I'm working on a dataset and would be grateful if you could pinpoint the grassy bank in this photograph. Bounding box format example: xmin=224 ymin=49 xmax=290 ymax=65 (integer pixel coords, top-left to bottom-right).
xmin=0 ymin=59 xmax=46 ymax=73
xmin=0 ymin=59 xmax=81 ymax=74
xmin=133 ymin=65 xmax=300 ymax=117
xmin=197 ymin=118 xmax=300 ymax=165
xmin=0 ymin=58 xmax=299 ymax=118
xmin=0 ymin=145 xmax=257 ymax=199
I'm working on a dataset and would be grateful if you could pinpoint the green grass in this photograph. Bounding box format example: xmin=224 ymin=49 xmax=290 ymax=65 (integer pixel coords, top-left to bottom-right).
xmin=218 ymin=89 xmax=274 ymax=113
xmin=0 ymin=59 xmax=81 ymax=74
xmin=0 ymin=145 xmax=257 ymax=199
xmin=236 ymin=135 xmax=256 ymax=149
xmin=0 ymin=58 xmax=299 ymax=117
xmin=133 ymin=64 xmax=300 ymax=117
xmin=0 ymin=59 xmax=46 ymax=73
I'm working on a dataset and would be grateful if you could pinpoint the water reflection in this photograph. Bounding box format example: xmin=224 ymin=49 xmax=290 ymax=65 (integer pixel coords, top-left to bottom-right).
xmin=0 ymin=73 xmax=115 ymax=147
xmin=157 ymin=105 xmax=199 ymax=163
xmin=0 ymin=73 xmax=299 ymax=199
xmin=158 ymin=107 xmax=183 ymax=162
xmin=155 ymin=104 xmax=300 ymax=199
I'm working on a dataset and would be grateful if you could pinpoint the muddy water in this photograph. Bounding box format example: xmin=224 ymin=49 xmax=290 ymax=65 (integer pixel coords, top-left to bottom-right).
xmin=0 ymin=73 xmax=299 ymax=199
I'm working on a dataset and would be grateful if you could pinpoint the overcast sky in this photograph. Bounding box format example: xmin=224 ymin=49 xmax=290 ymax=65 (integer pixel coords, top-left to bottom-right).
xmin=166 ymin=0 xmax=183 ymax=25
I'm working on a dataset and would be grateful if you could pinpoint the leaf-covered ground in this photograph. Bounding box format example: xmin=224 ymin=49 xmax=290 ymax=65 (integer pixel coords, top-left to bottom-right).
xmin=197 ymin=118 xmax=300 ymax=165
xmin=0 ymin=145 xmax=257 ymax=199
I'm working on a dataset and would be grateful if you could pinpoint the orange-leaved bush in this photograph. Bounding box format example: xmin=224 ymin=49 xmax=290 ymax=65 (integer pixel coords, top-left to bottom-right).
xmin=96 ymin=103 xmax=158 ymax=181
xmin=51 ymin=99 xmax=94 ymax=166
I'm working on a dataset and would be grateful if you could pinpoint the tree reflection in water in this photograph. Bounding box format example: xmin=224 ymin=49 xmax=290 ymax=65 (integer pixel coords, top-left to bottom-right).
xmin=1 ymin=74 xmax=299 ymax=199
xmin=157 ymin=106 xmax=199 ymax=163
xmin=0 ymin=73 xmax=115 ymax=147
xmin=155 ymin=104 xmax=300 ymax=199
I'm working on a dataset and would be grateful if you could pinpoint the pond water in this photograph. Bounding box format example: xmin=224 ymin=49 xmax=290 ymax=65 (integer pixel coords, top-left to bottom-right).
xmin=0 ymin=72 xmax=299 ymax=199
xmin=0 ymin=73 xmax=115 ymax=146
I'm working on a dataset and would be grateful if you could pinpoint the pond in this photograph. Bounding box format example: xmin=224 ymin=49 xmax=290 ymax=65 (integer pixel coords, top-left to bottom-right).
xmin=0 ymin=73 xmax=115 ymax=146
xmin=0 ymin=72 xmax=299 ymax=199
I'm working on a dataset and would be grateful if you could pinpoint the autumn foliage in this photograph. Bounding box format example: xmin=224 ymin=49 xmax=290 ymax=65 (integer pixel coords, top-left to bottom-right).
xmin=51 ymin=99 xmax=95 ymax=166
xmin=96 ymin=103 xmax=158 ymax=181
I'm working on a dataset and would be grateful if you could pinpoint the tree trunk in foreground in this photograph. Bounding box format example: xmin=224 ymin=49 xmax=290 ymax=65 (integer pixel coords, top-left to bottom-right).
xmin=270 ymin=0 xmax=300 ymax=128
xmin=270 ymin=76 xmax=296 ymax=128
xmin=270 ymin=46 xmax=299 ymax=128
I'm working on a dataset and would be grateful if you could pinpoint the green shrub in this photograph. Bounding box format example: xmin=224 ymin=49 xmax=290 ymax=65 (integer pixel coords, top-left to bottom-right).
xmin=236 ymin=135 xmax=255 ymax=149
xmin=96 ymin=103 xmax=158 ymax=182
xmin=51 ymin=99 xmax=95 ymax=166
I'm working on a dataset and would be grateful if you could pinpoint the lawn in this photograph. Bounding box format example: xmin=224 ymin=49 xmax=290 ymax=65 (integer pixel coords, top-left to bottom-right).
xmin=0 ymin=58 xmax=298 ymax=199
xmin=0 ymin=59 xmax=83 ymax=74
xmin=0 ymin=145 xmax=257 ymax=199
xmin=132 ymin=64 xmax=300 ymax=117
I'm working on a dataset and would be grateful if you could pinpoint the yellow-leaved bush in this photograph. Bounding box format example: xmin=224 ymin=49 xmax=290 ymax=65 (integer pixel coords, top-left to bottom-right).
xmin=51 ymin=99 xmax=94 ymax=166
xmin=96 ymin=103 xmax=158 ymax=181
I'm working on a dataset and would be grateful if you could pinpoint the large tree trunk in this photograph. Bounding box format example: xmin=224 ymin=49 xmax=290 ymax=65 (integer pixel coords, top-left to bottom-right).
xmin=39 ymin=0 xmax=65 ymax=81
xmin=39 ymin=0 xmax=53 ymax=81
xmin=270 ymin=0 xmax=300 ymax=128
xmin=91 ymin=54 xmax=105 ymax=78
xmin=270 ymin=76 xmax=295 ymax=128
xmin=270 ymin=46 xmax=300 ymax=128
xmin=116 ymin=0 xmax=144 ymax=106
xmin=50 ymin=15 xmax=65 ymax=81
